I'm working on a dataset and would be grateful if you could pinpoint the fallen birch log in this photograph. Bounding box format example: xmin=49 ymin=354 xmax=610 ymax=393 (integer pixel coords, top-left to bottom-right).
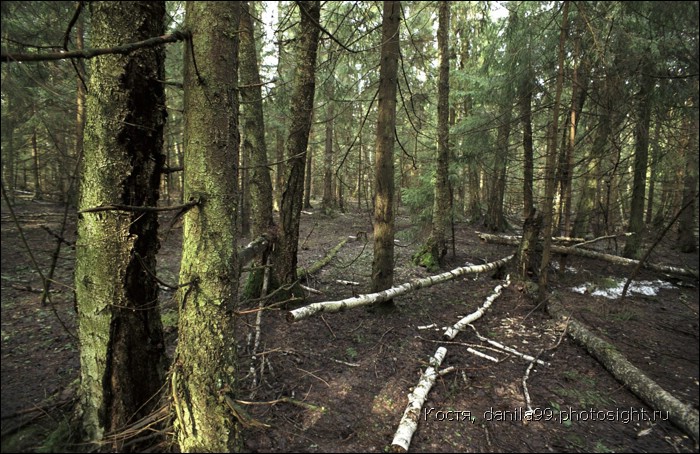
xmin=547 ymin=298 xmax=699 ymax=443
xmin=478 ymin=233 xmax=698 ymax=279
xmin=443 ymin=275 xmax=511 ymax=340
xmin=391 ymin=347 xmax=448 ymax=452
xmin=287 ymin=255 xmax=513 ymax=322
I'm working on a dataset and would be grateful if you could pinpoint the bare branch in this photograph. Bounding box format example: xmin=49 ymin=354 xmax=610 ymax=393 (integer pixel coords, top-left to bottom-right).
xmin=2 ymin=31 xmax=190 ymax=63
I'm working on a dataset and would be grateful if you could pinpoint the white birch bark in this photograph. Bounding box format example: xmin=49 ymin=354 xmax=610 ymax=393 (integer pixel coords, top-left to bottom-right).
xmin=443 ymin=275 xmax=510 ymax=340
xmin=287 ymin=255 xmax=513 ymax=322
xmin=391 ymin=347 xmax=448 ymax=452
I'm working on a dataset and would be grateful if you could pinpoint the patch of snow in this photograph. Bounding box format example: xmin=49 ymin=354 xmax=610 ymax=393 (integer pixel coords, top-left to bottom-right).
xmin=570 ymin=278 xmax=675 ymax=299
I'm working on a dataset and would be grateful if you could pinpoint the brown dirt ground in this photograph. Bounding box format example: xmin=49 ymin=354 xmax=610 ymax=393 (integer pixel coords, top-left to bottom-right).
xmin=1 ymin=197 xmax=698 ymax=453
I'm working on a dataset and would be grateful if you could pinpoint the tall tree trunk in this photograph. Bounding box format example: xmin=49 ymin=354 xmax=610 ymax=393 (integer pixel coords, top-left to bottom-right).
xmin=31 ymin=127 xmax=41 ymax=199
xmin=322 ymin=65 xmax=336 ymax=213
xmin=75 ymin=1 xmax=166 ymax=446
xmin=538 ymin=1 xmax=569 ymax=301
xmin=72 ymin=18 xmax=86 ymax=206
xmin=371 ymin=0 xmax=401 ymax=303
xmin=173 ymin=3 xmax=242 ymax=451
xmin=271 ymin=0 xmax=321 ymax=289
xmin=557 ymin=31 xmax=588 ymax=237
xmin=645 ymin=120 xmax=662 ymax=225
xmin=520 ymin=74 xmax=534 ymax=220
xmin=414 ymin=1 xmax=450 ymax=270
xmin=677 ymin=103 xmax=699 ymax=253
xmin=304 ymin=136 xmax=314 ymax=209
xmin=623 ymin=58 xmax=654 ymax=258
xmin=240 ymin=1 xmax=275 ymax=298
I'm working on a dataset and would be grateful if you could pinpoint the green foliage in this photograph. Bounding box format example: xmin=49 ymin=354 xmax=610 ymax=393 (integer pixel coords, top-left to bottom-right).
xmin=401 ymin=169 xmax=435 ymax=227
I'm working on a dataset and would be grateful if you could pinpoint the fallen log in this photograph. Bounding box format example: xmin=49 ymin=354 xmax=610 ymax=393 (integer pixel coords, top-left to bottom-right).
xmin=391 ymin=347 xmax=447 ymax=452
xmin=443 ymin=275 xmax=511 ymax=340
xmin=478 ymin=233 xmax=698 ymax=279
xmin=287 ymin=255 xmax=513 ymax=322
xmin=547 ymin=298 xmax=699 ymax=443
xmin=297 ymin=237 xmax=350 ymax=279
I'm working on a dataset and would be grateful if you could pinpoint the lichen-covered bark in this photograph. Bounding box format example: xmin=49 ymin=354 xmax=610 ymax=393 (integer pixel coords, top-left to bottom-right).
xmin=372 ymin=1 xmax=401 ymax=300
xmin=271 ymin=1 xmax=321 ymax=290
xmin=75 ymin=2 xmax=166 ymax=445
xmin=173 ymin=3 xmax=242 ymax=452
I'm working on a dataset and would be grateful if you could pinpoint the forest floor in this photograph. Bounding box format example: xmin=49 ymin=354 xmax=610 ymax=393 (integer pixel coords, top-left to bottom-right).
xmin=1 ymin=197 xmax=699 ymax=453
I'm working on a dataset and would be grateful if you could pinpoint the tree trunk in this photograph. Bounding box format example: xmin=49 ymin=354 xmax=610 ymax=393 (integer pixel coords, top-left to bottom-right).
xmin=240 ymin=1 xmax=276 ymax=299
xmin=537 ymin=1 xmax=569 ymax=301
xmin=677 ymin=105 xmax=699 ymax=253
xmin=623 ymin=58 xmax=654 ymax=258
xmin=645 ymin=121 xmax=662 ymax=225
xmin=271 ymin=0 xmax=321 ymax=290
xmin=75 ymin=2 xmax=167 ymax=446
xmin=371 ymin=1 xmax=401 ymax=305
xmin=414 ymin=1 xmax=450 ymax=271
xmin=304 ymin=136 xmax=314 ymax=209
xmin=173 ymin=3 xmax=242 ymax=451
xmin=322 ymin=68 xmax=336 ymax=214
xmin=520 ymin=74 xmax=534 ymax=219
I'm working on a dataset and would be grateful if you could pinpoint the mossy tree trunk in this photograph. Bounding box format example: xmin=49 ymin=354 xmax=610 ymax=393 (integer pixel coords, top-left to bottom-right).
xmin=74 ymin=1 xmax=167 ymax=446
xmin=172 ymin=3 xmax=242 ymax=452
xmin=270 ymin=0 xmax=321 ymax=291
xmin=371 ymin=1 xmax=401 ymax=304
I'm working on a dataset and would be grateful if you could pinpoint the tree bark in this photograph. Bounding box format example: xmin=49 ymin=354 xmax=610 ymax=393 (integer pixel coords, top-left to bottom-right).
xmin=240 ymin=1 xmax=275 ymax=299
xmin=289 ymin=255 xmax=513 ymax=322
xmin=371 ymin=1 xmax=401 ymax=304
xmin=677 ymin=101 xmax=699 ymax=253
xmin=173 ymin=3 xmax=242 ymax=451
xmin=415 ymin=1 xmax=450 ymax=270
xmin=322 ymin=63 xmax=336 ymax=214
xmin=623 ymin=57 xmax=654 ymax=258
xmin=75 ymin=1 xmax=167 ymax=446
xmin=538 ymin=1 xmax=569 ymax=301
xmin=271 ymin=1 xmax=321 ymax=292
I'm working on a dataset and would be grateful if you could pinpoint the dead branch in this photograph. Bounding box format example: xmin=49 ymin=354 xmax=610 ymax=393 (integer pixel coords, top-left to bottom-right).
xmin=2 ymin=31 xmax=190 ymax=63
xmin=572 ymin=232 xmax=632 ymax=248
xmin=79 ymin=198 xmax=199 ymax=214
xmin=287 ymin=255 xmax=513 ymax=322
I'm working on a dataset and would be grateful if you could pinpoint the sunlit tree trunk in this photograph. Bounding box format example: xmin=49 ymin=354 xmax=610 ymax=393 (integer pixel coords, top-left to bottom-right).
xmin=75 ymin=1 xmax=166 ymax=446
xmin=372 ymin=0 xmax=401 ymax=303
xmin=173 ymin=3 xmax=242 ymax=451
